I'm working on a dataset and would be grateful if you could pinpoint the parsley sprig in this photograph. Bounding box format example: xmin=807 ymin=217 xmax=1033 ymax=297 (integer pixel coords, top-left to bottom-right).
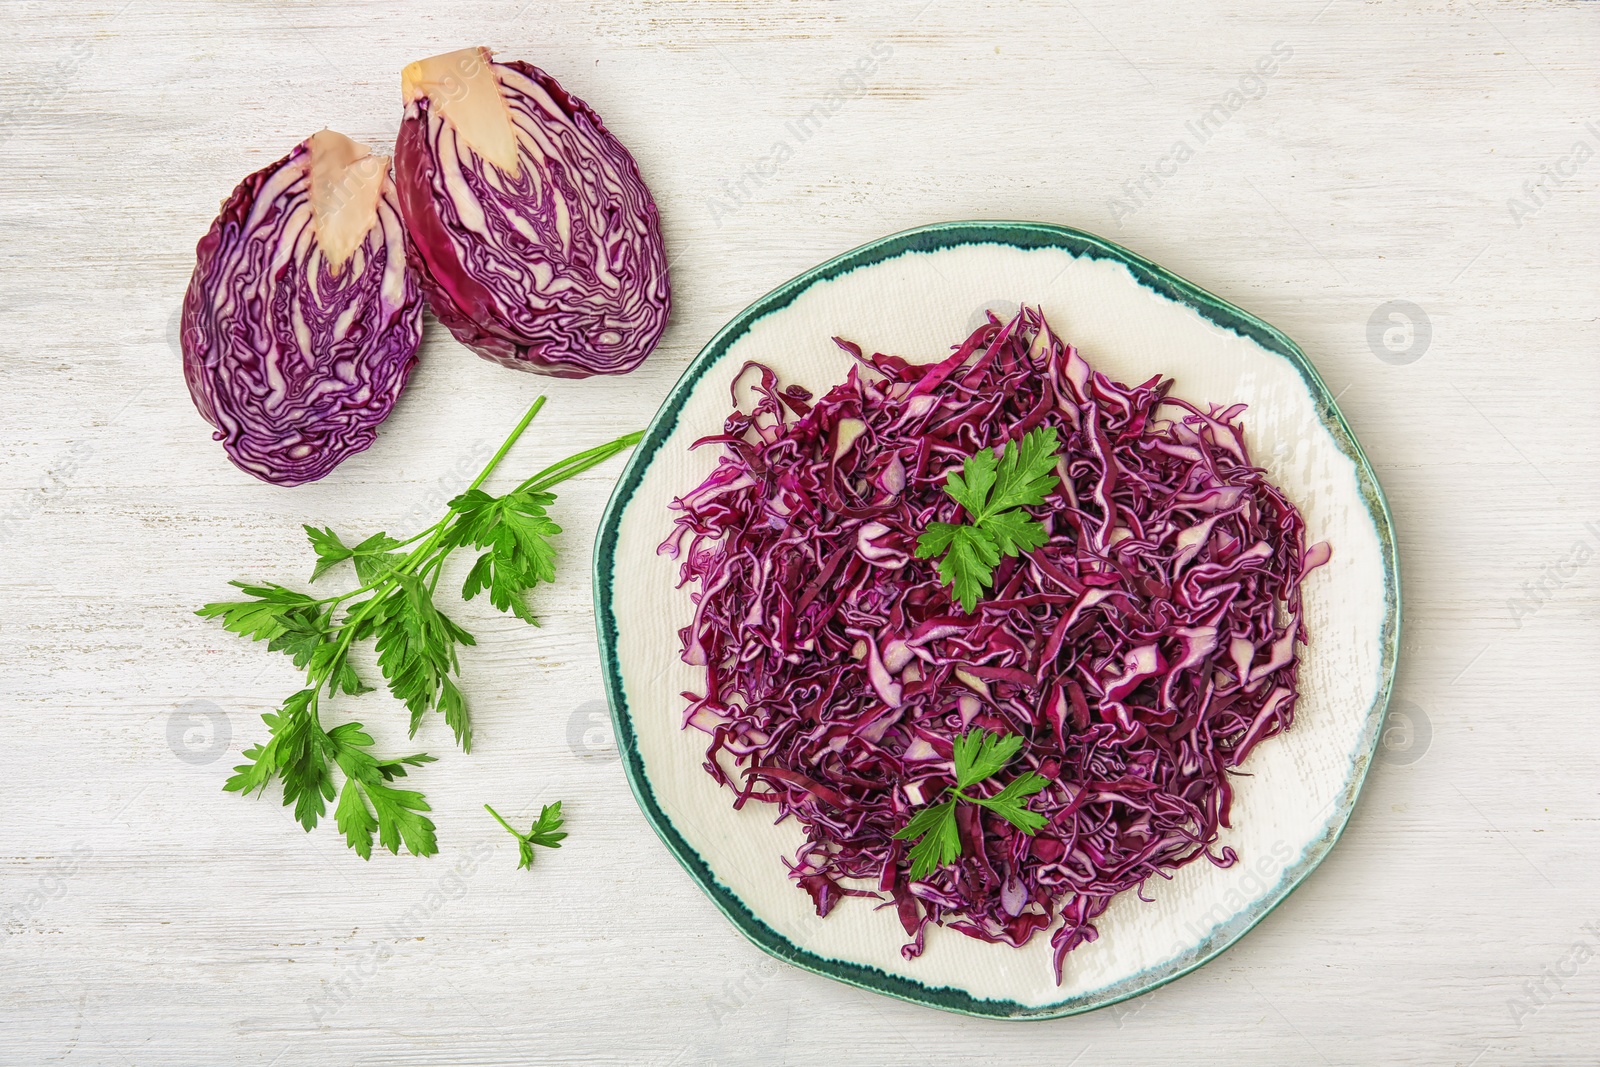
xmin=914 ymin=426 xmax=1061 ymax=613
xmin=892 ymin=728 xmax=1049 ymax=881
xmin=485 ymin=801 xmax=567 ymax=869
xmin=199 ymin=396 xmax=640 ymax=859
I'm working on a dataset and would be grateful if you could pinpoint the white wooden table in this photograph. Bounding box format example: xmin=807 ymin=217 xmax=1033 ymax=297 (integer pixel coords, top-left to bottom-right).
xmin=3 ymin=1 xmax=1597 ymax=1063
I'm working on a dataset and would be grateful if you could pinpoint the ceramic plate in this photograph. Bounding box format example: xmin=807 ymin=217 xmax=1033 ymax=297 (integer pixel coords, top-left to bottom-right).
xmin=593 ymin=221 xmax=1399 ymax=1019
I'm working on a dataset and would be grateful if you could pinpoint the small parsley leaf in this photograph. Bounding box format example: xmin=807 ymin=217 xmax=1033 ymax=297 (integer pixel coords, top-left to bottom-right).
xmin=367 ymin=574 xmax=476 ymax=749
xmin=196 ymin=582 xmax=320 ymax=645
xmin=916 ymin=523 xmax=999 ymax=618
xmin=197 ymin=583 xmax=372 ymax=695
xmin=324 ymin=722 xmax=439 ymax=859
xmin=944 ymin=445 xmax=998 ymax=517
xmin=892 ymin=728 xmax=1048 ymax=881
xmin=970 ymin=771 xmax=1050 ymax=834
xmin=894 ymin=798 xmax=961 ymax=881
xmin=986 ymin=426 xmax=1062 ymax=513
xmin=914 ymin=427 xmax=1061 ymax=612
xmin=981 ymin=508 xmax=1049 ymax=558
xmin=953 ymin=727 xmax=1027 ymax=789
xmin=485 ymin=801 xmax=567 ymax=870
xmin=304 ymin=525 xmax=354 ymax=582
xmin=349 ymin=532 xmax=406 ymax=587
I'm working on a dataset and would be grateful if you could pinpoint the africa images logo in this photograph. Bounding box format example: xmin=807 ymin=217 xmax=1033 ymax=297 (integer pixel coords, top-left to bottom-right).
xmin=1505 ymin=122 xmax=1599 ymax=228
xmin=1106 ymin=41 xmax=1294 ymax=227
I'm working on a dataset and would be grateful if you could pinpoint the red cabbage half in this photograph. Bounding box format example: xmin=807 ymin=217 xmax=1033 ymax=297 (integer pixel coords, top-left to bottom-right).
xmin=661 ymin=308 xmax=1330 ymax=982
xmin=181 ymin=130 xmax=423 ymax=486
xmin=395 ymin=47 xmax=670 ymax=379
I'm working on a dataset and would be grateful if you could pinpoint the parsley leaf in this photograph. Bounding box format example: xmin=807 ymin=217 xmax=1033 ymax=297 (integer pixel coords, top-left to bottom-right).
xmin=897 ymin=797 xmax=961 ymax=882
xmin=914 ymin=427 xmax=1061 ymax=612
xmin=892 ymin=728 xmax=1049 ymax=881
xmin=917 ymin=522 xmax=999 ymax=615
xmin=349 ymin=533 xmax=407 ymax=587
xmin=971 ymin=770 xmax=1050 ymax=834
xmin=943 ymin=444 xmax=999 ymax=517
xmin=986 ymin=425 xmax=1062 ymax=513
xmin=953 ymin=727 xmax=1027 ymax=789
xmin=196 ymin=581 xmax=320 ymax=645
xmin=197 ymin=582 xmax=370 ymax=696
xmin=327 ymin=722 xmax=437 ymax=859
xmin=199 ymin=395 xmax=641 ymax=860
xmin=304 ymin=525 xmax=413 ymax=585
xmin=446 ymin=486 xmax=561 ymax=624
xmin=981 ymin=507 xmax=1050 ymax=558
xmin=364 ymin=574 xmax=476 ymax=748
xmin=303 ymin=525 xmax=353 ymax=582
xmin=485 ymin=801 xmax=567 ymax=870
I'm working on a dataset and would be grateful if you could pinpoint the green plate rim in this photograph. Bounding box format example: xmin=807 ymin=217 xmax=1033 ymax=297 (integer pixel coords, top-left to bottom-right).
xmin=592 ymin=220 xmax=1401 ymax=1020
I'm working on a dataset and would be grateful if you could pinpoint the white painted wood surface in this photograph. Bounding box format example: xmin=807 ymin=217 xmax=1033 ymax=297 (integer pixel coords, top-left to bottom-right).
xmin=2 ymin=1 xmax=1596 ymax=1064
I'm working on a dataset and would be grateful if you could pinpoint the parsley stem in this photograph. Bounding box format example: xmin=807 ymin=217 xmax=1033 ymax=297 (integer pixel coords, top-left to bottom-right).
xmin=468 ymin=394 xmax=548 ymax=493
xmin=380 ymin=528 xmax=436 ymax=551
xmin=368 ymin=393 xmax=550 ymax=599
xmin=278 ymin=399 xmax=636 ymax=744
xmin=307 ymin=681 xmax=325 ymax=732
xmin=309 ymin=397 xmax=552 ymax=612
xmin=324 ymin=395 xmax=553 ymax=630
xmin=517 ymin=430 xmax=645 ymax=494
xmin=483 ymin=803 xmax=519 ymax=838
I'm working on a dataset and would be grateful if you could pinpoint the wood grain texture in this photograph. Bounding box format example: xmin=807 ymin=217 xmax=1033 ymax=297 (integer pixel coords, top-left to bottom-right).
xmin=1 ymin=1 xmax=1597 ymax=1064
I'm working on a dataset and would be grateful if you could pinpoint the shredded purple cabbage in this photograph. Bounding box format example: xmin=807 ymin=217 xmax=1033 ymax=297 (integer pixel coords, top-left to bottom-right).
xmin=660 ymin=308 xmax=1329 ymax=981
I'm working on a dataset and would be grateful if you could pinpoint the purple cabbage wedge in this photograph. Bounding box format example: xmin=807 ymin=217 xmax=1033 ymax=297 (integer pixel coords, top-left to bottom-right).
xmin=660 ymin=308 xmax=1331 ymax=983
xmin=395 ymin=47 xmax=670 ymax=379
xmin=182 ymin=130 xmax=423 ymax=486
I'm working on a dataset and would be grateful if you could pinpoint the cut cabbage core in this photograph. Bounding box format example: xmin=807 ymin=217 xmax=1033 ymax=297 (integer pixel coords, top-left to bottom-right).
xmin=401 ymin=47 xmax=522 ymax=174
xmin=306 ymin=129 xmax=387 ymax=272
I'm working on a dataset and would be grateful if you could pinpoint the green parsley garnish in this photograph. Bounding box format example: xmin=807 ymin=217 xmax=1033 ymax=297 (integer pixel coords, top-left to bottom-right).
xmin=892 ymin=728 xmax=1049 ymax=881
xmin=199 ymin=396 xmax=640 ymax=860
xmin=485 ymin=801 xmax=568 ymax=869
xmin=914 ymin=426 xmax=1062 ymax=613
